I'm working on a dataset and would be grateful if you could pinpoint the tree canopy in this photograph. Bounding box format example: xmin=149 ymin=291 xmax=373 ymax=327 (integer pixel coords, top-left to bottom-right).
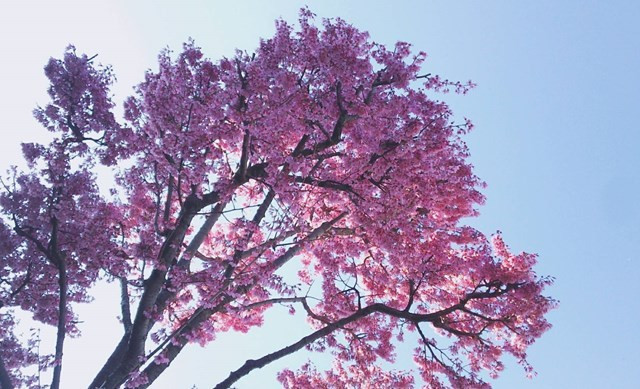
xmin=0 ymin=9 xmax=555 ymax=389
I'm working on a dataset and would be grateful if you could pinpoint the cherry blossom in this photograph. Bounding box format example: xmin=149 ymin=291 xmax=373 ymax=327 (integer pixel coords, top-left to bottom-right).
xmin=0 ymin=9 xmax=554 ymax=389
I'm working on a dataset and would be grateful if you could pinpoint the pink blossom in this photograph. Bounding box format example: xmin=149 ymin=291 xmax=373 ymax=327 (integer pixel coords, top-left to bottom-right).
xmin=0 ymin=9 xmax=554 ymax=389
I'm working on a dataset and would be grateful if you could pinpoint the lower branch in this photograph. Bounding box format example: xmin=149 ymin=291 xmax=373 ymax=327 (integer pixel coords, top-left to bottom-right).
xmin=212 ymin=280 xmax=520 ymax=389
xmin=213 ymin=304 xmax=376 ymax=389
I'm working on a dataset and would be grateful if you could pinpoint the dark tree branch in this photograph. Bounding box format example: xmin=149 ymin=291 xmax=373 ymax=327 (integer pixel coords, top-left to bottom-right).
xmin=405 ymin=260 xmax=432 ymax=312
xmin=212 ymin=281 xmax=519 ymax=389
xmin=213 ymin=302 xmax=386 ymax=389
xmin=251 ymin=189 xmax=275 ymax=226
xmin=303 ymin=119 xmax=330 ymax=140
xmin=119 ymin=278 xmax=132 ymax=334
xmin=235 ymin=229 xmax=297 ymax=262
xmin=136 ymin=299 xmax=233 ymax=388
xmin=49 ymin=215 xmax=66 ymax=389
xmin=3 ymin=262 xmax=33 ymax=306
xmin=152 ymin=163 xmax=163 ymax=235
xmin=235 ymin=130 xmax=251 ymax=183
xmin=162 ymin=174 xmax=174 ymax=224
xmin=12 ymin=220 xmax=50 ymax=261
xmin=95 ymin=129 xmax=325 ymax=387
xmin=200 ymin=190 xmax=222 ymax=207
xmin=235 ymin=59 xmax=248 ymax=111
xmin=293 ymin=176 xmax=363 ymax=199
xmin=240 ymin=296 xmax=306 ymax=311
xmin=330 ymin=227 xmax=355 ymax=236
xmin=405 ymin=280 xmax=417 ymax=312
xmin=64 ymin=114 xmax=105 ymax=144
xmin=270 ymin=212 xmax=347 ymax=271
xmin=301 ymin=298 xmax=333 ymax=324
xmin=0 ymin=355 xmax=14 ymax=389
xmin=299 ymin=81 xmax=350 ymax=156
xmin=50 ymin=269 xmax=67 ymax=389
xmin=152 ymin=200 xmax=228 ymax=330
xmin=428 ymin=281 xmax=523 ymax=319
xmin=88 ymin=335 xmax=130 ymax=388
xmin=98 ymin=192 xmax=219 ymax=388
xmin=224 ymin=189 xmax=275 ymax=279
xmin=183 ymin=201 xmax=227 ymax=262
xmin=212 ymin=278 xmax=521 ymax=387
xmin=364 ymin=71 xmax=395 ymax=105
xmin=291 ymin=134 xmax=310 ymax=157
xmin=416 ymin=324 xmax=447 ymax=369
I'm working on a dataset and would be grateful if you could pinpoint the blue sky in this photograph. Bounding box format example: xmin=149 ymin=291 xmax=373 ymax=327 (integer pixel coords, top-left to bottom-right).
xmin=1 ymin=1 xmax=639 ymax=388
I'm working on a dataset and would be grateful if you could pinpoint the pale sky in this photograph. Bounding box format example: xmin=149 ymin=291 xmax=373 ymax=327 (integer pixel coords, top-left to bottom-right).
xmin=1 ymin=1 xmax=639 ymax=388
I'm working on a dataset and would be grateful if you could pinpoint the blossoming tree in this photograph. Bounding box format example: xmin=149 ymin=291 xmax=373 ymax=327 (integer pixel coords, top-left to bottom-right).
xmin=0 ymin=10 xmax=555 ymax=389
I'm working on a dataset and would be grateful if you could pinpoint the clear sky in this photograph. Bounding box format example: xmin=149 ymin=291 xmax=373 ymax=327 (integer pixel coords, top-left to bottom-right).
xmin=1 ymin=1 xmax=639 ymax=388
